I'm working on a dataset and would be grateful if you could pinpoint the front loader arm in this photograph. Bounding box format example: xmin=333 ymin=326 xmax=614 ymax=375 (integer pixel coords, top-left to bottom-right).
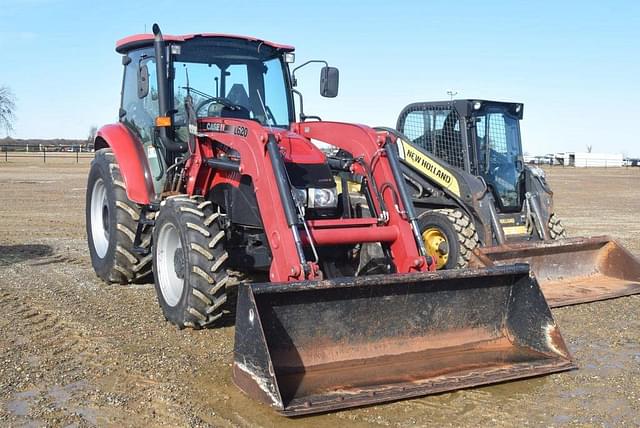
xmin=185 ymin=118 xmax=317 ymax=282
xmin=292 ymin=121 xmax=429 ymax=273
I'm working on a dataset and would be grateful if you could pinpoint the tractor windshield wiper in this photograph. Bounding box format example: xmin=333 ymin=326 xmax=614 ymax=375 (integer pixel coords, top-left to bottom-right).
xmin=181 ymin=86 xmax=215 ymax=100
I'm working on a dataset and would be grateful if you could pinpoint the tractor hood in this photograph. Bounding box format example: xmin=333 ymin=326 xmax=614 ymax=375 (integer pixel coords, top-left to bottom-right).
xmin=278 ymin=131 xmax=327 ymax=165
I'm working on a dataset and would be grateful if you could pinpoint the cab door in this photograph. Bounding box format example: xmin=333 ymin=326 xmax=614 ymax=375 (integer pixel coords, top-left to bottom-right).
xmin=120 ymin=48 xmax=166 ymax=194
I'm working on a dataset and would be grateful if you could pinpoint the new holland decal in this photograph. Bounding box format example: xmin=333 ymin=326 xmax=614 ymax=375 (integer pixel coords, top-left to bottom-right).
xmin=397 ymin=139 xmax=461 ymax=196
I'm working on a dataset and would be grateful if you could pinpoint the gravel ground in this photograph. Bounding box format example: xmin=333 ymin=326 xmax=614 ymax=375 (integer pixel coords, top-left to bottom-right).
xmin=0 ymin=159 xmax=639 ymax=427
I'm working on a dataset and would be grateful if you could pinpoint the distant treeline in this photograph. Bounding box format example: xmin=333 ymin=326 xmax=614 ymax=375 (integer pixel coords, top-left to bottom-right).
xmin=0 ymin=138 xmax=87 ymax=147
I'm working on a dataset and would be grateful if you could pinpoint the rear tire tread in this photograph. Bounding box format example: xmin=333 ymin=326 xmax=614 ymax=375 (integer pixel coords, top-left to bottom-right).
xmin=548 ymin=213 xmax=567 ymax=239
xmin=87 ymin=149 xmax=152 ymax=284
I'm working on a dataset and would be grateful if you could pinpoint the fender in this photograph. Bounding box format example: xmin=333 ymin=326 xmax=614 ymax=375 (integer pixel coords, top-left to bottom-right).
xmin=94 ymin=123 xmax=155 ymax=205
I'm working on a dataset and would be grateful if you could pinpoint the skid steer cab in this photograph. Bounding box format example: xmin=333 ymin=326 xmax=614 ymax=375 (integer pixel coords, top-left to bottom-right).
xmin=392 ymin=100 xmax=563 ymax=251
xmin=86 ymin=25 xmax=574 ymax=415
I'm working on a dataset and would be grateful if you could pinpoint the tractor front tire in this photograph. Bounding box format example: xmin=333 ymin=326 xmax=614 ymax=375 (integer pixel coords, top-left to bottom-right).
xmin=86 ymin=148 xmax=152 ymax=284
xmin=548 ymin=213 xmax=567 ymax=239
xmin=152 ymin=196 xmax=229 ymax=329
xmin=418 ymin=209 xmax=479 ymax=270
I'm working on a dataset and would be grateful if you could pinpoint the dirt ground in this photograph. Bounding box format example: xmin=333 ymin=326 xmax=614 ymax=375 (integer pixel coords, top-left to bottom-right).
xmin=1 ymin=158 xmax=639 ymax=427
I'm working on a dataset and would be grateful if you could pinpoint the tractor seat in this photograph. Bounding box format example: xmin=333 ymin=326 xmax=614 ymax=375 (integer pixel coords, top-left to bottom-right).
xmin=209 ymin=83 xmax=252 ymax=120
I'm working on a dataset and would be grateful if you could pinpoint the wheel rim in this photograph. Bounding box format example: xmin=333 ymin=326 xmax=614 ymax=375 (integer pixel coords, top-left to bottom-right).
xmin=422 ymin=227 xmax=449 ymax=269
xmin=90 ymin=178 xmax=110 ymax=258
xmin=156 ymin=222 xmax=185 ymax=307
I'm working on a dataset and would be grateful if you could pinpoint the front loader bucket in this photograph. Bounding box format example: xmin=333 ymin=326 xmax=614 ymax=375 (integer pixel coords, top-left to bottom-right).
xmin=232 ymin=265 xmax=575 ymax=416
xmin=471 ymin=236 xmax=640 ymax=308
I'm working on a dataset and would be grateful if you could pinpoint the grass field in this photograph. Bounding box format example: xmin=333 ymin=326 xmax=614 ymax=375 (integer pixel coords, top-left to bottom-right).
xmin=0 ymin=160 xmax=639 ymax=426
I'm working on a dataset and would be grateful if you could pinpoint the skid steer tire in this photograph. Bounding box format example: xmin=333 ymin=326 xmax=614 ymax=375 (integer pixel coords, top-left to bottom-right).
xmin=418 ymin=209 xmax=479 ymax=270
xmin=152 ymin=195 xmax=229 ymax=329
xmin=86 ymin=148 xmax=152 ymax=284
xmin=548 ymin=213 xmax=567 ymax=239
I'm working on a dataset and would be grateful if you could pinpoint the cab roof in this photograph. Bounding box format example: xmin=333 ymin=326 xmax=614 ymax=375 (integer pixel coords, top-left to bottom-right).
xmin=116 ymin=33 xmax=295 ymax=54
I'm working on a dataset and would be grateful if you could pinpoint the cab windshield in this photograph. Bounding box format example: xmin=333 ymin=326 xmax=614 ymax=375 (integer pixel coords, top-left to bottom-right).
xmin=170 ymin=39 xmax=292 ymax=128
xmin=475 ymin=109 xmax=523 ymax=211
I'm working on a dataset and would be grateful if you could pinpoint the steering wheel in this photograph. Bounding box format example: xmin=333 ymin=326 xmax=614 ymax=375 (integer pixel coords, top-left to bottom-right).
xmin=195 ymin=97 xmax=243 ymax=117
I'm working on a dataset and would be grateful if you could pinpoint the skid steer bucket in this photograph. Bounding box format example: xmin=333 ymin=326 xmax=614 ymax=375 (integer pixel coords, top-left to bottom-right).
xmin=232 ymin=264 xmax=574 ymax=416
xmin=471 ymin=236 xmax=640 ymax=308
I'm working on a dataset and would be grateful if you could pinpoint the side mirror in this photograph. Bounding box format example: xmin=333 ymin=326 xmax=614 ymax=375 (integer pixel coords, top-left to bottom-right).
xmin=138 ymin=64 xmax=149 ymax=98
xmin=320 ymin=66 xmax=339 ymax=98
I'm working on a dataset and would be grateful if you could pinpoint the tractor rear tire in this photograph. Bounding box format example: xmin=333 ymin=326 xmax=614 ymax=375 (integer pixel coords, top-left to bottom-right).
xmin=152 ymin=195 xmax=229 ymax=329
xmin=86 ymin=148 xmax=152 ymax=284
xmin=548 ymin=213 xmax=567 ymax=239
xmin=418 ymin=209 xmax=479 ymax=270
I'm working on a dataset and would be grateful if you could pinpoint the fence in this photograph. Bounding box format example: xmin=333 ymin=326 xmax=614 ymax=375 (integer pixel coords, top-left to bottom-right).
xmin=1 ymin=146 xmax=94 ymax=163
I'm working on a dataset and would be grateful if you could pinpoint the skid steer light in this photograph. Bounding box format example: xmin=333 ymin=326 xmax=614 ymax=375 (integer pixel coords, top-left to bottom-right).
xmin=473 ymin=101 xmax=482 ymax=110
xmin=529 ymin=165 xmax=546 ymax=179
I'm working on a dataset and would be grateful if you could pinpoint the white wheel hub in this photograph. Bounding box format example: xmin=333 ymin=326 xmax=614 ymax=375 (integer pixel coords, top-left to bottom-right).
xmin=156 ymin=222 xmax=185 ymax=307
xmin=90 ymin=178 xmax=110 ymax=258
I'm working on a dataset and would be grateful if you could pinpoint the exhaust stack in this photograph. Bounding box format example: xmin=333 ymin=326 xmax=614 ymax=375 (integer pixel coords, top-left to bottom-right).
xmin=151 ymin=23 xmax=185 ymax=152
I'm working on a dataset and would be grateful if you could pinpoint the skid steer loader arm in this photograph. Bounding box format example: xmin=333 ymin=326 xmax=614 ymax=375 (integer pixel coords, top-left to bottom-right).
xmin=233 ymin=264 xmax=575 ymax=415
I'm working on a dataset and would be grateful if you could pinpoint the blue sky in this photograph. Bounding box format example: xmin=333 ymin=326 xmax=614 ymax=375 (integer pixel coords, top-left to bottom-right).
xmin=1 ymin=0 xmax=639 ymax=156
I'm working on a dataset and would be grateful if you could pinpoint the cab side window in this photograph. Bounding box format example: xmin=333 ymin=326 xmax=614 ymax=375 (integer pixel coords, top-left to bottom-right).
xmin=120 ymin=49 xmax=158 ymax=144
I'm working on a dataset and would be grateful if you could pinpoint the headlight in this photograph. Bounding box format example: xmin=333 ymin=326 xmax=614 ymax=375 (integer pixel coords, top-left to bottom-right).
xmin=528 ymin=166 xmax=546 ymax=180
xmin=309 ymin=187 xmax=338 ymax=208
xmin=292 ymin=188 xmax=307 ymax=206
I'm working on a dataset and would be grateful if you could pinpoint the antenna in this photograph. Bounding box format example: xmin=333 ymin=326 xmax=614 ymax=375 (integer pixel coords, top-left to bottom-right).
xmin=184 ymin=65 xmax=190 ymax=97
xmin=446 ymin=90 xmax=458 ymax=101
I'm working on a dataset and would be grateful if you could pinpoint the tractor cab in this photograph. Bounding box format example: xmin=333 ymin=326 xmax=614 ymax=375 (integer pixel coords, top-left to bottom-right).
xmin=116 ymin=32 xmax=297 ymax=191
xmin=115 ymin=29 xmax=338 ymax=195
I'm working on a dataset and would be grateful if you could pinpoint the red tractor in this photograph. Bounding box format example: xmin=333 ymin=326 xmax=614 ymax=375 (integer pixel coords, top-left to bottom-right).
xmin=86 ymin=24 xmax=573 ymax=415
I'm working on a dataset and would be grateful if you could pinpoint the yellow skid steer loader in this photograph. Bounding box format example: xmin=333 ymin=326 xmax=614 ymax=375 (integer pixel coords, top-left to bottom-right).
xmin=377 ymin=99 xmax=640 ymax=308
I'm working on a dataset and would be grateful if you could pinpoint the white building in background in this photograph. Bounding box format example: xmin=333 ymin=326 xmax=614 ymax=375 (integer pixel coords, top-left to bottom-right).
xmin=553 ymin=152 xmax=623 ymax=167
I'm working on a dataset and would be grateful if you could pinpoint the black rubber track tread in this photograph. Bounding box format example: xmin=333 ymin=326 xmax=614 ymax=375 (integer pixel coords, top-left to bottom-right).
xmin=86 ymin=148 xmax=152 ymax=284
xmin=548 ymin=213 xmax=567 ymax=239
xmin=153 ymin=195 xmax=229 ymax=329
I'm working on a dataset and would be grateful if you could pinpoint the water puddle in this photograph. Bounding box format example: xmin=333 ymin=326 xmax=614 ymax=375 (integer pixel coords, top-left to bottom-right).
xmin=5 ymin=381 xmax=98 ymax=425
xmin=6 ymin=390 xmax=38 ymax=416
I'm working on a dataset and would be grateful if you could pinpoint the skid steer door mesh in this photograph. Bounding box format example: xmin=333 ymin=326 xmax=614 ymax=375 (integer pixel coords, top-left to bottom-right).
xmin=400 ymin=104 xmax=467 ymax=171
